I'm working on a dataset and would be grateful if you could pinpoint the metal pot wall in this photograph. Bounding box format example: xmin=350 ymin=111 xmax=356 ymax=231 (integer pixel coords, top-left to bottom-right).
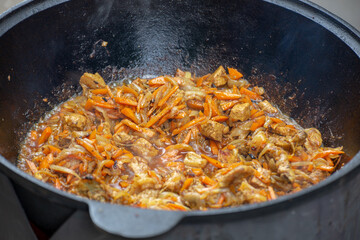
xmin=0 ymin=0 xmax=360 ymax=239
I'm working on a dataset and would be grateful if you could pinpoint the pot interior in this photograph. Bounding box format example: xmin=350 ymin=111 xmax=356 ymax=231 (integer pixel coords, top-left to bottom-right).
xmin=0 ymin=0 xmax=359 ymax=167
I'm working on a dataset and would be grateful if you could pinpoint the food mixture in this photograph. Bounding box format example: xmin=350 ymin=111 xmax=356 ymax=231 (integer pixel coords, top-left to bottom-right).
xmin=18 ymin=66 xmax=344 ymax=211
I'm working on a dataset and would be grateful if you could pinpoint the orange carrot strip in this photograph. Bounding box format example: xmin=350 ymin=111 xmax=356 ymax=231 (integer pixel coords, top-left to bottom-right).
xmin=270 ymin=117 xmax=283 ymax=124
xmin=89 ymin=129 xmax=97 ymax=140
xmin=239 ymin=87 xmax=262 ymax=100
xmin=182 ymin=130 xmax=192 ymax=144
xmin=313 ymin=150 xmax=344 ymax=160
xmin=148 ymin=76 xmax=166 ymax=86
xmin=187 ymin=99 xmax=204 ymax=110
xmin=227 ymin=67 xmax=243 ymax=80
xmin=174 ymin=111 xmax=187 ymax=119
xmin=220 ymin=100 xmax=239 ymax=111
xmin=180 ymin=178 xmax=194 ymax=192
xmin=137 ymin=94 xmax=144 ymax=113
xmin=211 ymin=115 xmax=229 ymax=122
xmin=104 ymin=160 xmax=115 ymax=168
xmin=91 ymin=88 xmax=108 ymax=95
xmin=200 ymin=175 xmax=217 ymax=186
xmin=119 ymin=181 xmax=129 ymax=188
xmin=172 ymin=116 xmax=207 ymax=136
xmin=88 ymin=99 xmax=116 ymax=109
xmin=210 ymin=98 xmax=221 ymax=116
xmin=158 ymin=85 xmax=179 ymax=107
xmin=48 ymin=145 xmax=61 ymax=154
xmin=76 ymin=138 xmax=103 ymax=160
xmin=146 ymin=106 xmax=171 ymax=128
xmin=112 ymin=149 xmax=124 ymax=159
xmin=209 ymin=140 xmax=219 ymax=155
xmin=122 ymin=86 xmax=139 ymax=98
xmin=203 ymin=102 xmax=210 ymax=116
xmin=157 ymin=113 xmax=171 ymax=126
xmin=250 ymin=116 xmax=266 ymax=131
xmin=38 ymin=127 xmax=52 ymax=145
xmin=25 ymin=160 xmax=38 ymax=174
xmin=114 ymin=97 xmax=137 ymax=107
xmin=268 ymin=186 xmax=277 ymax=200
xmin=196 ymin=74 xmax=210 ymax=87
xmin=201 ymin=154 xmax=224 ymax=168
xmin=251 ymin=110 xmax=265 ymax=119
xmin=217 ymin=193 xmax=226 ymax=206
xmin=106 ymin=85 xmax=114 ymax=99
xmin=307 ymin=164 xmax=314 ymax=172
xmin=121 ymin=107 xmax=139 ymax=124
xmin=214 ymin=91 xmax=242 ymax=100
xmin=122 ymin=119 xmax=155 ymax=137
xmin=165 ymin=203 xmax=188 ymax=211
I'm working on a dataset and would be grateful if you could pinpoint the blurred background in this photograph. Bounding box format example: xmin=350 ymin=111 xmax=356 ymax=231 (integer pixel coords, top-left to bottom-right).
xmin=1 ymin=0 xmax=359 ymax=31
xmin=1 ymin=0 xmax=360 ymax=32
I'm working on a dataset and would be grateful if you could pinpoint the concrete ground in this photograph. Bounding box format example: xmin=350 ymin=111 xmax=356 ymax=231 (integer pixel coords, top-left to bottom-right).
xmin=0 ymin=0 xmax=359 ymax=31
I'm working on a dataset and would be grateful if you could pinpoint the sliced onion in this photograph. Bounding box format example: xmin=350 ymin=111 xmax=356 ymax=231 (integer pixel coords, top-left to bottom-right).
xmin=50 ymin=165 xmax=81 ymax=179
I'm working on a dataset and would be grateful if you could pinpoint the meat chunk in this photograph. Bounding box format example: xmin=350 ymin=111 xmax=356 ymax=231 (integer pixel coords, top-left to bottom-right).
xmin=216 ymin=165 xmax=254 ymax=187
xmin=200 ymin=120 xmax=226 ymax=141
xmin=163 ymin=171 xmax=185 ymax=193
xmin=63 ymin=113 xmax=87 ymax=130
xmin=208 ymin=66 xmax=227 ymax=87
xmin=131 ymin=138 xmax=159 ymax=158
xmin=230 ymin=103 xmax=251 ymax=122
xmin=304 ymin=128 xmax=322 ymax=152
xmin=270 ymin=125 xmax=297 ymax=136
xmin=113 ymin=132 xmax=136 ymax=146
xmin=184 ymin=152 xmax=207 ymax=168
xmin=258 ymin=100 xmax=278 ymax=114
xmin=80 ymin=72 xmax=106 ymax=89
xmin=182 ymin=192 xmax=205 ymax=210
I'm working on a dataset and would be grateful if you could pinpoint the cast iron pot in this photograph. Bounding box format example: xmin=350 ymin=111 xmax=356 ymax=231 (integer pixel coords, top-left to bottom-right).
xmin=0 ymin=0 xmax=360 ymax=239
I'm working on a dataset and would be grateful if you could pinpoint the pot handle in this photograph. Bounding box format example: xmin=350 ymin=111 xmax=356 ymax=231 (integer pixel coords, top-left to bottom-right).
xmin=88 ymin=201 xmax=184 ymax=238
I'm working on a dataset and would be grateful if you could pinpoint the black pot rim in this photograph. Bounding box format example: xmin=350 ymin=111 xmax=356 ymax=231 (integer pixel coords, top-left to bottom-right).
xmin=0 ymin=0 xmax=360 ymax=217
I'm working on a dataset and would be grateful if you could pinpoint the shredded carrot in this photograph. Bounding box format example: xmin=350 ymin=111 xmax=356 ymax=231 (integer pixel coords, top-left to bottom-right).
xmin=119 ymin=181 xmax=129 ymax=188
xmin=220 ymin=100 xmax=240 ymax=111
xmin=196 ymin=74 xmax=210 ymax=87
xmin=180 ymin=178 xmax=194 ymax=192
xmin=313 ymin=150 xmax=344 ymax=160
xmin=209 ymin=140 xmax=219 ymax=155
xmin=158 ymin=85 xmax=179 ymax=107
xmin=251 ymin=110 xmax=265 ymax=119
xmin=148 ymin=76 xmax=166 ymax=86
xmin=250 ymin=116 xmax=266 ymax=131
xmin=217 ymin=193 xmax=226 ymax=206
xmin=87 ymin=99 xmax=116 ymax=109
xmin=203 ymin=102 xmax=210 ymax=117
xmin=146 ymin=106 xmax=171 ymax=128
xmin=200 ymin=175 xmax=217 ymax=186
xmin=182 ymin=130 xmax=192 ymax=144
xmin=89 ymin=129 xmax=97 ymax=140
xmin=165 ymin=203 xmax=188 ymax=211
xmin=210 ymin=98 xmax=221 ymax=116
xmin=157 ymin=113 xmax=171 ymax=126
xmin=122 ymin=119 xmax=155 ymax=138
xmin=137 ymin=94 xmax=144 ymax=113
xmin=307 ymin=164 xmax=314 ymax=172
xmin=239 ymin=87 xmax=262 ymax=100
xmin=211 ymin=115 xmax=228 ymax=122
xmin=104 ymin=160 xmax=115 ymax=168
xmin=227 ymin=67 xmax=243 ymax=80
xmin=268 ymin=186 xmax=277 ymax=200
xmin=114 ymin=97 xmax=137 ymax=107
xmin=172 ymin=116 xmax=207 ymax=136
xmin=91 ymin=88 xmax=108 ymax=95
xmin=25 ymin=160 xmax=38 ymax=174
xmin=270 ymin=117 xmax=283 ymax=124
xmin=214 ymin=91 xmax=242 ymax=100
xmin=122 ymin=86 xmax=138 ymax=98
xmin=38 ymin=127 xmax=52 ymax=145
xmin=186 ymin=99 xmax=204 ymax=110
xmin=76 ymin=138 xmax=103 ymax=160
xmin=201 ymin=154 xmax=224 ymax=168
xmin=121 ymin=107 xmax=139 ymax=124
xmin=105 ymin=85 xmax=114 ymax=99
